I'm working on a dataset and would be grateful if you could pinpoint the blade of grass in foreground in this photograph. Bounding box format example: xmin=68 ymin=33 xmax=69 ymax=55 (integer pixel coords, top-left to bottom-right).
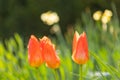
xmin=89 ymin=51 xmax=120 ymax=79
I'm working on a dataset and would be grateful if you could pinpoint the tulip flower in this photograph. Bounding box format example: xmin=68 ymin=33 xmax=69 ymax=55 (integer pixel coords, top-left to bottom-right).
xmin=40 ymin=36 xmax=60 ymax=69
xmin=28 ymin=35 xmax=60 ymax=69
xmin=72 ymin=31 xmax=89 ymax=64
xmin=28 ymin=35 xmax=44 ymax=67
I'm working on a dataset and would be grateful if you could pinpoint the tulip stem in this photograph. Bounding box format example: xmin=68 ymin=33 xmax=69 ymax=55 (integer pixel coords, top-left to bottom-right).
xmin=35 ymin=68 xmax=41 ymax=80
xmin=80 ymin=64 xmax=83 ymax=80
xmin=53 ymin=69 xmax=59 ymax=80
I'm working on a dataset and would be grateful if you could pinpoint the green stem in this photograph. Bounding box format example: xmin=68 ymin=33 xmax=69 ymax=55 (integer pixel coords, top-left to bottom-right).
xmin=80 ymin=65 xmax=83 ymax=80
xmin=35 ymin=68 xmax=41 ymax=80
xmin=53 ymin=69 xmax=59 ymax=80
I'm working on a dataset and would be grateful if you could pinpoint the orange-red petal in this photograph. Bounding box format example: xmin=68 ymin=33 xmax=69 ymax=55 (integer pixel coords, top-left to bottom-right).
xmin=39 ymin=36 xmax=51 ymax=48
xmin=40 ymin=36 xmax=60 ymax=69
xmin=72 ymin=32 xmax=89 ymax=64
xmin=28 ymin=35 xmax=44 ymax=67
xmin=72 ymin=31 xmax=79 ymax=55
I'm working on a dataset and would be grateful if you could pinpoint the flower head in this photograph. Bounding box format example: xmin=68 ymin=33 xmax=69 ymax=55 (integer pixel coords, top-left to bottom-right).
xmin=103 ymin=9 xmax=112 ymax=17
xmin=28 ymin=35 xmax=60 ymax=69
xmin=93 ymin=10 xmax=102 ymax=21
xmin=40 ymin=11 xmax=59 ymax=25
xmin=40 ymin=36 xmax=60 ymax=69
xmin=72 ymin=31 xmax=89 ymax=64
xmin=101 ymin=9 xmax=112 ymax=24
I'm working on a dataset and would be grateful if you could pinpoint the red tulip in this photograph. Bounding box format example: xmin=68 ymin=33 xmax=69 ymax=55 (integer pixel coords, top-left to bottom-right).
xmin=28 ymin=35 xmax=44 ymax=67
xmin=72 ymin=31 xmax=89 ymax=64
xmin=40 ymin=36 xmax=60 ymax=69
xmin=28 ymin=35 xmax=60 ymax=68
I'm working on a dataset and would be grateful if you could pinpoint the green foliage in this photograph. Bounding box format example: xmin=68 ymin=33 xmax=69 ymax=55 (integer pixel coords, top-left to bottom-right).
xmin=0 ymin=5 xmax=120 ymax=80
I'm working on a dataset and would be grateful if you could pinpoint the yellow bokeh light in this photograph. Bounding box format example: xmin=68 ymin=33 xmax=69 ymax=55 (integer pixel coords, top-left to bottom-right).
xmin=93 ymin=11 xmax=102 ymax=21
xmin=103 ymin=9 xmax=112 ymax=17
xmin=101 ymin=15 xmax=111 ymax=24
xmin=40 ymin=11 xmax=59 ymax=26
xmin=93 ymin=9 xmax=113 ymax=24
xmin=101 ymin=9 xmax=112 ymax=24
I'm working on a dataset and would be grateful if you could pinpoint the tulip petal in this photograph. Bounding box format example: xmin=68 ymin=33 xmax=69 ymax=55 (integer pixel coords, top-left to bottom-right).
xmin=41 ymin=36 xmax=60 ymax=69
xmin=72 ymin=31 xmax=79 ymax=55
xmin=45 ymin=43 xmax=60 ymax=69
xmin=28 ymin=35 xmax=44 ymax=67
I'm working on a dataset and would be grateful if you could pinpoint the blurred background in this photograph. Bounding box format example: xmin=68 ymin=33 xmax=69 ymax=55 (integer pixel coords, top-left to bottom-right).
xmin=0 ymin=0 xmax=120 ymax=80
xmin=0 ymin=0 xmax=120 ymax=40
